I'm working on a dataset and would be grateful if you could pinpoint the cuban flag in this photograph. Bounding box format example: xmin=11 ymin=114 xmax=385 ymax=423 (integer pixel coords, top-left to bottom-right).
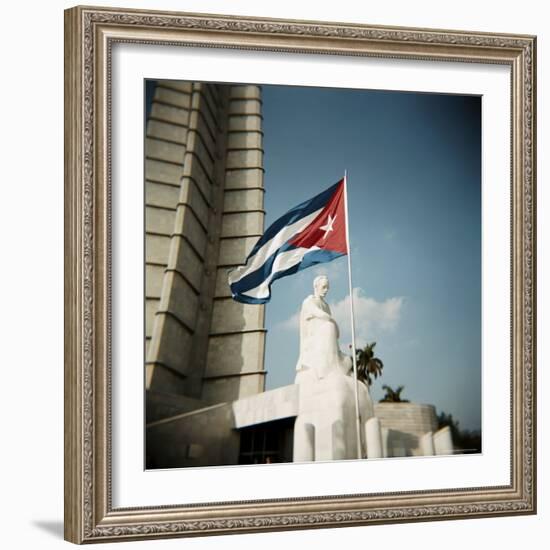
xmin=228 ymin=178 xmax=348 ymax=304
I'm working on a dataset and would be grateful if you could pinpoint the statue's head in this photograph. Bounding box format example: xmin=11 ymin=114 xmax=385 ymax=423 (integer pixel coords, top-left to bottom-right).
xmin=313 ymin=275 xmax=329 ymax=298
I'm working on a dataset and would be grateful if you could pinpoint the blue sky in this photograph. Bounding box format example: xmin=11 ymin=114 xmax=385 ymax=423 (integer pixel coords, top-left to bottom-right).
xmin=260 ymin=85 xmax=481 ymax=431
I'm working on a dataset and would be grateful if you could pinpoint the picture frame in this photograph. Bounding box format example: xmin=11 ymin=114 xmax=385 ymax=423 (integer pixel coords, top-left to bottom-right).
xmin=64 ymin=4 xmax=537 ymax=544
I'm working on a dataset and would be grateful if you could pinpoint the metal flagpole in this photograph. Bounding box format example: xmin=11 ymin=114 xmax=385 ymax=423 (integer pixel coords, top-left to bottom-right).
xmin=343 ymin=170 xmax=363 ymax=460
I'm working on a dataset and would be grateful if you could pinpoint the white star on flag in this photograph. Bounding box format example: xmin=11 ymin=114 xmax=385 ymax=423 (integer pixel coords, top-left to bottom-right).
xmin=319 ymin=214 xmax=336 ymax=240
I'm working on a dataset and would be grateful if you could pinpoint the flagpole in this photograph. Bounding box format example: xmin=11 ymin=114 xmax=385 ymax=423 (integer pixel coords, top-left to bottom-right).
xmin=343 ymin=170 xmax=363 ymax=460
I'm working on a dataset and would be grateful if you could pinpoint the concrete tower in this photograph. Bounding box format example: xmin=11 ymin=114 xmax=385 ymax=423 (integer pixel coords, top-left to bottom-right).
xmin=144 ymin=81 xmax=266 ymax=424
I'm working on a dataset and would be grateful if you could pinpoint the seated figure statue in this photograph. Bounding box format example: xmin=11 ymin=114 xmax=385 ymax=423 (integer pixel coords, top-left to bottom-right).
xmin=293 ymin=275 xmax=376 ymax=461
xmin=295 ymin=275 xmax=351 ymax=383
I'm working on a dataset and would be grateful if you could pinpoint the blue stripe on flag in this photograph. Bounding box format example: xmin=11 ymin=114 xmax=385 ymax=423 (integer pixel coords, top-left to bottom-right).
xmin=229 ymin=241 xmax=295 ymax=297
xmin=231 ymin=248 xmax=345 ymax=304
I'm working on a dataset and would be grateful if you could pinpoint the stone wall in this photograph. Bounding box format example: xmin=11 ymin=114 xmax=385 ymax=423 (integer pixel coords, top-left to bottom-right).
xmin=144 ymin=81 xmax=266 ymax=423
xmin=146 ymin=402 xmax=240 ymax=469
xmin=146 ymin=81 xmax=228 ymax=401
xmin=374 ymin=402 xmax=439 ymax=457
xmin=203 ymin=85 xmax=267 ymax=403
xmin=146 ymin=385 xmax=297 ymax=468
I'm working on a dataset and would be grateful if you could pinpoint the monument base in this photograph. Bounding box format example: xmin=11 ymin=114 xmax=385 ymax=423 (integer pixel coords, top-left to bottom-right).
xmin=293 ymin=368 xmax=374 ymax=461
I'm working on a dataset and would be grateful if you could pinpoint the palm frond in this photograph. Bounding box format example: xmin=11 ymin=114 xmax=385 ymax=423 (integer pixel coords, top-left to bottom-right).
xmin=355 ymin=341 xmax=384 ymax=386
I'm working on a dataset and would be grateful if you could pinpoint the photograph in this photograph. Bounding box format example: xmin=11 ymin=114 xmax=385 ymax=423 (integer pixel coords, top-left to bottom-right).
xmin=144 ymin=79 xmax=482 ymax=469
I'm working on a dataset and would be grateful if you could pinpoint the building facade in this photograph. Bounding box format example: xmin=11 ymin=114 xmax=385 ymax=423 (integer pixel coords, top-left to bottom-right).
xmin=145 ymin=81 xmax=267 ymax=432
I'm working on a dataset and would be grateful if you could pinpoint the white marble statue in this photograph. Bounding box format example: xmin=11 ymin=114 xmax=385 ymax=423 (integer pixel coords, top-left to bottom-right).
xmin=295 ymin=275 xmax=351 ymax=383
xmin=292 ymin=275 xmax=376 ymax=461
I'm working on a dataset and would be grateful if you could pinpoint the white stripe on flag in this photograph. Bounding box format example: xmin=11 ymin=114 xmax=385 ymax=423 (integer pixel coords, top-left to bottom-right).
xmin=239 ymin=246 xmax=320 ymax=300
xmin=228 ymin=208 xmax=323 ymax=286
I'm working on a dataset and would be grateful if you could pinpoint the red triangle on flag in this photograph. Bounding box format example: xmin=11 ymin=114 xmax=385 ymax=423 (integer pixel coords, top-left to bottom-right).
xmin=288 ymin=179 xmax=348 ymax=254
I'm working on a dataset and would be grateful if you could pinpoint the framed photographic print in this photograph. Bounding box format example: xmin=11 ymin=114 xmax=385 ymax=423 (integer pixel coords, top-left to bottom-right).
xmin=64 ymin=5 xmax=537 ymax=544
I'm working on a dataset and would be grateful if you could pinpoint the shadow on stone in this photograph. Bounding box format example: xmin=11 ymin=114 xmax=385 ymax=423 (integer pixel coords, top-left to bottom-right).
xmin=386 ymin=429 xmax=419 ymax=457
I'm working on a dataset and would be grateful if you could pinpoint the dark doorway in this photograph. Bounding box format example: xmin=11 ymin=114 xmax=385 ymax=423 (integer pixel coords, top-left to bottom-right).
xmin=238 ymin=417 xmax=295 ymax=464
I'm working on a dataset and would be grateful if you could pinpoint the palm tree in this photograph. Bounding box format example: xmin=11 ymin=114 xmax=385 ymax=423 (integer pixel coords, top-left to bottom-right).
xmin=379 ymin=385 xmax=409 ymax=403
xmin=355 ymin=342 xmax=384 ymax=386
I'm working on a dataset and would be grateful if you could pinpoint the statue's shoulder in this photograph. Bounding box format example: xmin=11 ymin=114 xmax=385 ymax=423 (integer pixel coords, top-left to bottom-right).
xmin=300 ymin=294 xmax=316 ymax=311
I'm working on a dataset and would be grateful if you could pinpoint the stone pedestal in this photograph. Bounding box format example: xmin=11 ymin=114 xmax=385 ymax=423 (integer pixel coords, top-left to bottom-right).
xmin=381 ymin=427 xmax=389 ymax=458
xmin=434 ymin=426 xmax=454 ymax=455
xmin=420 ymin=431 xmax=435 ymax=456
xmin=293 ymin=369 xmax=374 ymax=461
xmin=365 ymin=417 xmax=383 ymax=458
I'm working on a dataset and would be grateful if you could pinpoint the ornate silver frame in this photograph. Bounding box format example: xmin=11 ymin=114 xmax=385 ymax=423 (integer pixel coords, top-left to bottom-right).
xmin=64 ymin=5 xmax=537 ymax=544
